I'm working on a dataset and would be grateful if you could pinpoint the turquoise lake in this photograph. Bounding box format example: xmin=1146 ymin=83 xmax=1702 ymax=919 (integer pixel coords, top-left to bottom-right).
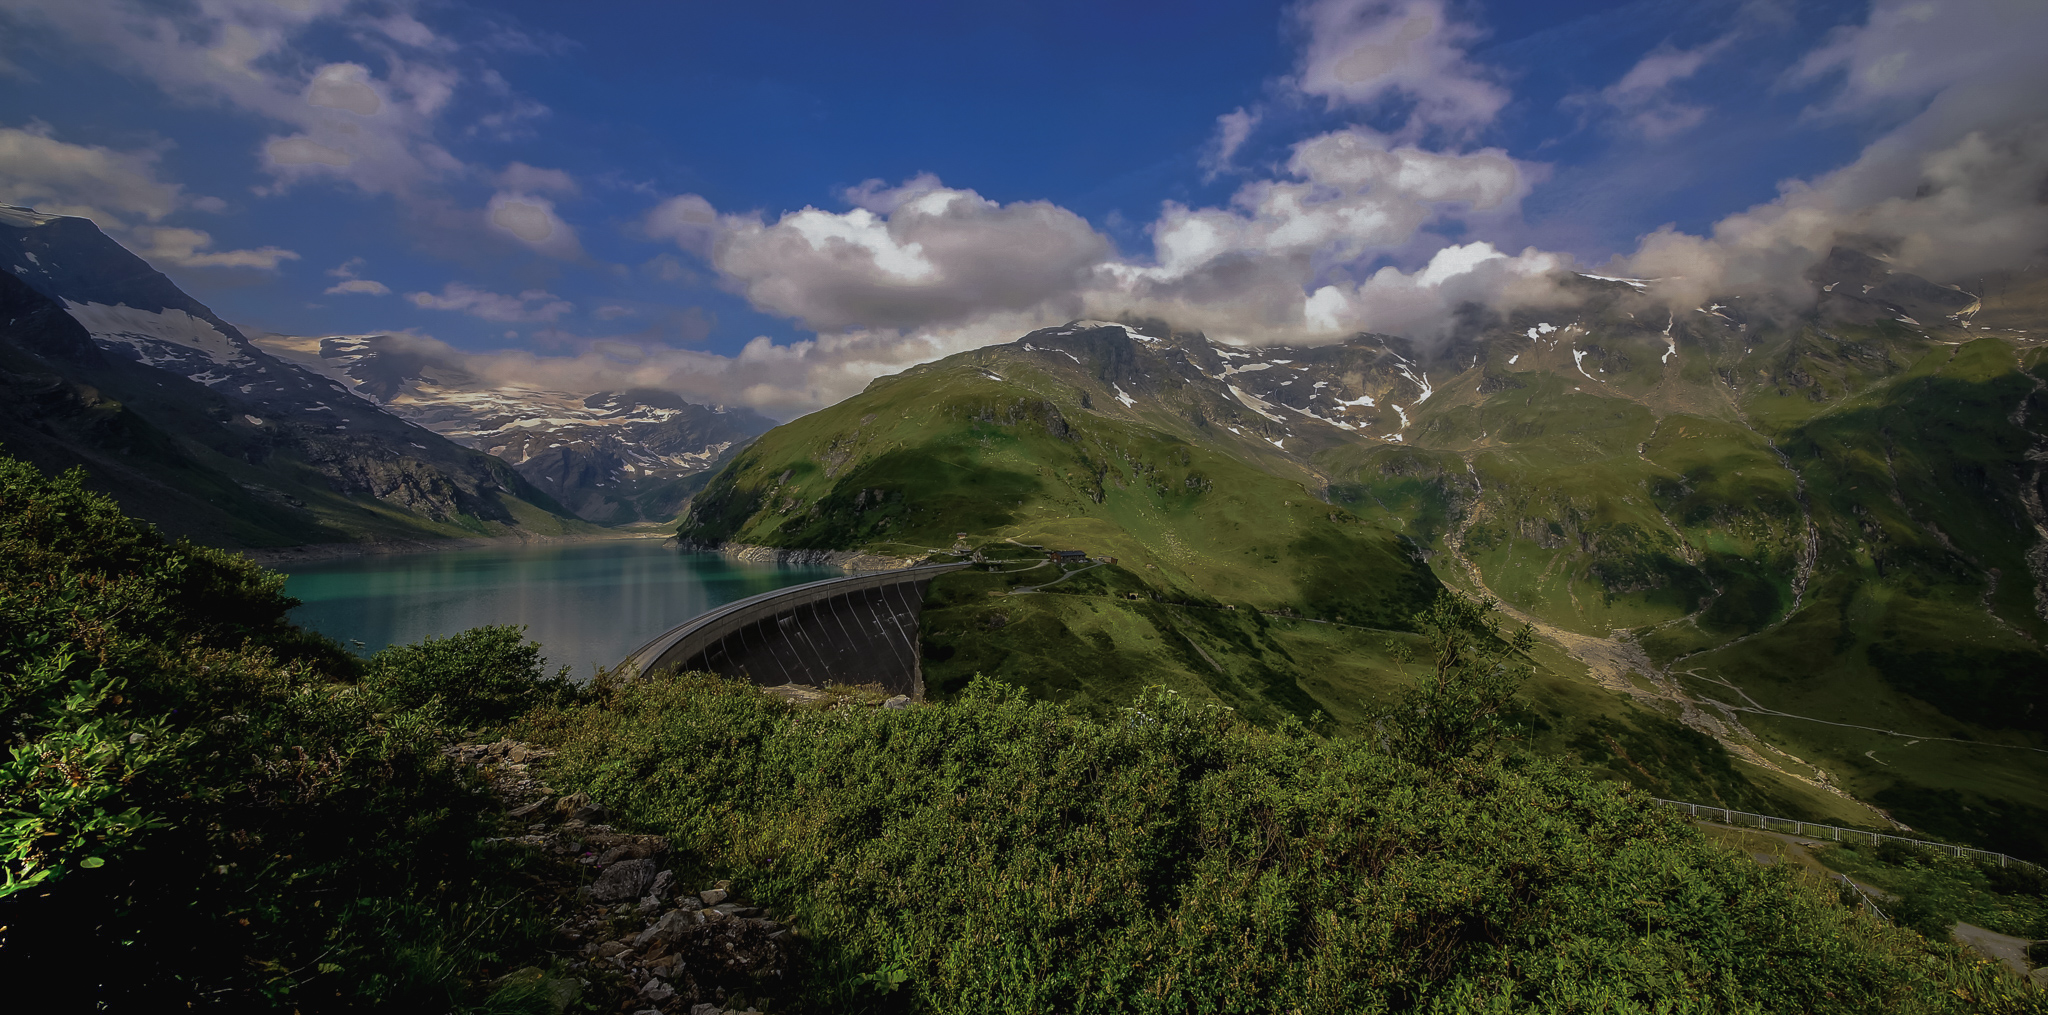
xmin=281 ymin=540 xmax=840 ymax=678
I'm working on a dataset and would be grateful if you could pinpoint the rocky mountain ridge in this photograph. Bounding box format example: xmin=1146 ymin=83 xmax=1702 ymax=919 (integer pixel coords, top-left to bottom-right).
xmin=254 ymin=332 xmax=773 ymax=524
xmin=0 ymin=204 xmax=586 ymax=546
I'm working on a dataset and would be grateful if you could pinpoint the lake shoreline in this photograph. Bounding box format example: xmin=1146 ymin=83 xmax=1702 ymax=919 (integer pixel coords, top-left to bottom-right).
xmin=277 ymin=540 xmax=843 ymax=676
xmin=239 ymin=530 xmax=675 ymax=569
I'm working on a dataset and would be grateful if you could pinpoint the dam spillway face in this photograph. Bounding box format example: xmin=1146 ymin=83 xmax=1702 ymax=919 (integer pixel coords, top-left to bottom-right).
xmin=621 ymin=563 xmax=968 ymax=699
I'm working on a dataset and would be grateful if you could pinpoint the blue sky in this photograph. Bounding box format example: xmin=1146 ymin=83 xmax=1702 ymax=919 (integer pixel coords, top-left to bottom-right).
xmin=2 ymin=0 xmax=2043 ymax=416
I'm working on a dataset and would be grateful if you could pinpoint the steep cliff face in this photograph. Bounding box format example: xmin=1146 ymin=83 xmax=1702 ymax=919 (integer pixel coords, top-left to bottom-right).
xmin=0 ymin=205 xmax=586 ymax=546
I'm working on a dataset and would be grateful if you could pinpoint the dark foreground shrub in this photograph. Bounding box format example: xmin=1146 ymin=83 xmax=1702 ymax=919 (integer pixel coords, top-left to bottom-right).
xmin=0 ymin=454 xmax=556 ymax=1009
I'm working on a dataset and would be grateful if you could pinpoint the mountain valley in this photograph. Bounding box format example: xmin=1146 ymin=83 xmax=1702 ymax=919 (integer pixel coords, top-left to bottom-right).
xmin=678 ymin=258 xmax=2048 ymax=858
xmin=0 ymin=205 xmax=761 ymax=542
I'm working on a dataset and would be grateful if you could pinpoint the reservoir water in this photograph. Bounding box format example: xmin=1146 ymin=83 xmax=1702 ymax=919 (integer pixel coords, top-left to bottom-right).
xmin=281 ymin=539 xmax=840 ymax=678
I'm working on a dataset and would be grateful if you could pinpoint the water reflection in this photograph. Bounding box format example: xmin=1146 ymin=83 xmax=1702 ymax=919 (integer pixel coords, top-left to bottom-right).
xmin=281 ymin=540 xmax=840 ymax=679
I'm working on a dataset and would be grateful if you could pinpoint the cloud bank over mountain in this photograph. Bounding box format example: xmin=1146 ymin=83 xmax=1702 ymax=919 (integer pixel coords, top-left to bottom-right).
xmin=2 ymin=0 xmax=2043 ymax=417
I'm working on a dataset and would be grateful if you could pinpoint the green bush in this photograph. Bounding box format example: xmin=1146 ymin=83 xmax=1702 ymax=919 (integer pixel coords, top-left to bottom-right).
xmin=0 ymin=453 xmax=556 ymax=1009
xmin=364 ymin=625 xmax=571 ymax=726
xmin=1983 ymin=862 xmax=2048 ymax=898
xmin=1377 ymin=589 xmax=1534 ymax=763
xmin=521 ymin=672 xmax=2040 ymax=1014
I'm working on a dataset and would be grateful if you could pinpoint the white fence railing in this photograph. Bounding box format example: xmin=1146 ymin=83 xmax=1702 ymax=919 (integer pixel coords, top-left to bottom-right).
xmin=1654 ymin=798 xmax=2043 ymax=873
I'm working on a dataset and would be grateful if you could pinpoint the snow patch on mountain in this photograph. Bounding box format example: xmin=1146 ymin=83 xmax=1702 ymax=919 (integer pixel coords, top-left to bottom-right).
xmin=1228 ymin=384 xmax=1286 ymax=422
xmin=64 ymin=301 xmax=252 ymax=379
xmin=1571 ymin=347 xmax=1601 ymax=382
xmin=1395 ymin=364 xmax=1434 ymax=403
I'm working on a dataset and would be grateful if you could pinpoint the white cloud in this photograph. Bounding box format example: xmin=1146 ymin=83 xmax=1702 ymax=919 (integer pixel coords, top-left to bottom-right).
xmin=1 ymin=0 xmax=557 ymax=250
xmin=1084 ymin=129 xmax=1534 ymax=341
xmin=324 ymin=257 xmax=390 ymax=295
xmin=0 ymin=124 xmax=299 ymax=270
xmin=697 ymin=176 xmax=1109 ymax=334
xmin=497 ymin=162 xmax=577 ymax=195
xmin=1202 ymin=107 xmax=1262 ymax=179
xmin=1571 ymin=35 xmax=1736 ymax=140
xmin=1301 ymin=241 xmax=1567 ymax=336
xmin=407 ymin=283 xmax=573 ymax=322
xmin=130 ymin=226 xmax=298 ymax=270
xmin=641 ymin=193 xmax=721 ymax=257
xmin=1293 ymin=0 xmax=1508 ymax=135
xmin=1618 ymin=0 xmax=2048 ymax=307
xmin=485 ymin=190 xmax=583 ymax=258
xmin=0 ymin=125 xmax=181 ymax=227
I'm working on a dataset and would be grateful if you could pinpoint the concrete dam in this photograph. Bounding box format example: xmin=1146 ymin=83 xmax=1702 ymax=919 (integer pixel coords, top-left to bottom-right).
xmin=618 ymin=561 xmax=970 ymax=698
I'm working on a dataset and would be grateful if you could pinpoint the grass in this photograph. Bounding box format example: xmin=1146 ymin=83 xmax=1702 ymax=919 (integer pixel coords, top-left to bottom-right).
xmin=677 ymin=313 xmax=2048 ymax=861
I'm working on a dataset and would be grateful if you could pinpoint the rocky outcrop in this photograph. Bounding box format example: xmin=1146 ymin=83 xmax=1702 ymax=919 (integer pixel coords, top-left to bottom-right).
xmin=450 ymin=739 xmax=793 ymax=1015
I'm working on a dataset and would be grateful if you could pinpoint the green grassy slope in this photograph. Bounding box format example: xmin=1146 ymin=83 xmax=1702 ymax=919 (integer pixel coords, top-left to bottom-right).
xmin=680 ymin=267 xmax=2048 ymax=856
xmin=1361 ymin=290 xmax=2048 ymax=856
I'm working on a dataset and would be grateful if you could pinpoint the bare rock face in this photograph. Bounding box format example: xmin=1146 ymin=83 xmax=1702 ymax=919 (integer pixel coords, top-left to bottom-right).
xmin=591 ymin=858 xmax=659 ymax=902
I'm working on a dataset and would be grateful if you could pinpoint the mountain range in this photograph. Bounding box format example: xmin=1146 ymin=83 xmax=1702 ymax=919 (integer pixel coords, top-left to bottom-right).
xmin=253 ymin=332 xmax=772 ymax=525
xmin=0 ymin=205 xmax=766 ymax=543
xmin=677 ymin=255 xmax=2048 ymax=859
xmin=6 ymin=197 xmax=2045 ymax=860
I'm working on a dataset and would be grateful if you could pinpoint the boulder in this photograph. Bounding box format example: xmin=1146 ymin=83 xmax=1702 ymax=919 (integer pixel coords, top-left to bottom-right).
xmin=591 ymin=858 xmax=659 ymax=902
xmin=643 ymin=869 xmax=675 ymax=905
xmin=635 ymin=908 xmax=689 ymax=949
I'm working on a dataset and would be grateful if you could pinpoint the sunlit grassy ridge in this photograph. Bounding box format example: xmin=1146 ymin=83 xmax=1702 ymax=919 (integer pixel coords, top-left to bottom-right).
xmin=680 ymin=285 xmax=2048 ymax=856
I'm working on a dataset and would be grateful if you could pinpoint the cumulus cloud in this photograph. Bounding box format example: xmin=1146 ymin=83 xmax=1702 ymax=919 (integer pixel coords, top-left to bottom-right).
xmin=0 ymin=124 xmax=181 ymax=227
xmin=1302 ymin=241 xmax=1567 ymax=335
xmin=497 ymin=161 xmax=577 ymax=195
xmin=641 ymin=193 xmax=721 ymax=257
xmin=485 ymin=190 xmax=583 ymax=258
xmin=1615 ymin=0 xmax=2048 ymax=307
xmin=407 ymin=283 xmax=573 ymax=323
xmin=0 ymin=124 xmax=301 ymax=269
xmin=1292 ymin=0 xmax=1508 ymax=135
xmin=1085 ymin=129 xmax=1535 ymax=341
xmin=1 ymin=0 xmax=558 ymax=252
xmin=700 ymin=176 xmax=1110 ymax=334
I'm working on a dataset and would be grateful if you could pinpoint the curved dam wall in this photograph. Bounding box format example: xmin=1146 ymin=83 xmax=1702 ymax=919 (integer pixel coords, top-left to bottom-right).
xmin=619 ymin=562 xmax=970 ymax=698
